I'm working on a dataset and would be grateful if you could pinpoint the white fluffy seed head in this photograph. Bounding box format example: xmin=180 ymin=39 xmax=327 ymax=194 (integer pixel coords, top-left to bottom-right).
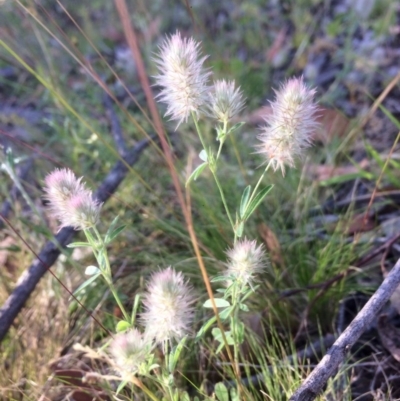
xmin=256 ymin=77 xmax=319 ymax=175
xmin=154 ymin=31 xmax=211 ymax=127
xmin=207 ymin=79 xmax=245 ymax=125
xmin=110 ymin=329 xmax=149 ymax=378
xmin=226 ymin=239 xmax=267 ymax=286
xmin=141 ymin=267 xmax=195 ymax=345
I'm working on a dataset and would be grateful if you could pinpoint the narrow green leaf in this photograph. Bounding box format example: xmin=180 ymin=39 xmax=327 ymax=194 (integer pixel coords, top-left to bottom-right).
xmin=203 ymin=298 xmax=230 ymax=308
xmin=239 ymin=303 xmax=249 ymax=312
xmin=116 ymin=380 xmax=128 ymax=395
xmin=105 ymin=215 xmax=119 ymax=239
xmin=83 ymin=228 xmax=96 ymax=244
xmin=97 ymin=251 xmax=106 ymax=271
xmin=239 ymin=185 xmax=251 ymax=219
xmin=235 ymin=221 xmax=244 ymax=238
xmin=195 ymin=316 xmax=217 ymax=341
xmin=185 ymin=162 xmax=207 ymax=187
xmin=115 ymin=320 xmax=131 ymax=332
xmin=131 ymin=293 xmax=141 ymax=326
xmin=105 ymin=225 xmax=126 ymax=244
xmin=73 ymin=273 xmax=101 ymax=295
xmin=243 ymin=185 xmax=273 ymax=221
xmin=67 ymin=242 xmax=91 ymax=248
xmin=210 ymin=275 xmax=229 ymax=283
xmin=320 ymin=171 xmax=372 ymax=186
xmin=216 ymin=342 xmax=225 ymax=354
xmin=227 ymin=121 xmax=245 ymax=135
xmin=169 ymin=336 xmax=187 ymax=373
xmin=236 ymin=321 xmax=245 ymax=344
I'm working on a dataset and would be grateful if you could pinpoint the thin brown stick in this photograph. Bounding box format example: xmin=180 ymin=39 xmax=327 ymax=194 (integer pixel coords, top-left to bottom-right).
xmin=289 ymin=257 xmax=400 ymax=401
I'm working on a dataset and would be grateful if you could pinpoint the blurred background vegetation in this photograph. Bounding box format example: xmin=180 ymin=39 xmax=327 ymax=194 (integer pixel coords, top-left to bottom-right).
xmin=1 ymin=0 xmax=400 ymax=399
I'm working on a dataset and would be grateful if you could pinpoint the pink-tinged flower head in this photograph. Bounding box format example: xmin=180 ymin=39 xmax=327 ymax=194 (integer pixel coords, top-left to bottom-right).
xmin=61 ymin=192 xmax=101 ymax=230
xmin=154 ymin=31 xmax=211 ymax=127
xmin=256 ymin=77 xmax=319 ymax=175
xmin=226 ymin=239 xmax=267 ymax=286
xmin=43 ymin=168 xmax=101 ymax=231
xmin=207 ymin=79 xmax=245 ymax=125
xmin=142 ymin=267 xmax=195 ymax=345
xmin=44 ymin=168 xmax=83 ymax=204
xmin=110 ymin=329 xmax=149 ymax=377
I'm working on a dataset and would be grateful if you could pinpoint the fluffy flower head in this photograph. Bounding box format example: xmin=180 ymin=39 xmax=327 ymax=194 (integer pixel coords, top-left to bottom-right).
xmin=62 ymin=192 xmax=101 ymax=230
xmin=256 ymin=77 xmax=318 ymax=175
xmin=142 ymin=267 xmax=195 ymax=345
xmin=43 ymin=168 xmax=101 ymax=231
xmin=154 ymin=31 xmax=211 ymax=127
xmin=44 ymin=168 xmax=84 ymax=205
xmin=226 ymin=239 xmax=267 ymax=286
xmin=207 ymin=79 xmax=245 ymax=124
xmin=110 ymin=329 xmax=149 ymax=377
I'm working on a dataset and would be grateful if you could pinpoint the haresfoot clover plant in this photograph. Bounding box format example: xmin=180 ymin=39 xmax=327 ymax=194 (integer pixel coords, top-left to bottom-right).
xmin=43 ymin=170 xmax=195 ymax=396
xmin=154 ymin=30 xmax=319 ymax=385
xmin=42 ymin=29 xmax=320 ymax=399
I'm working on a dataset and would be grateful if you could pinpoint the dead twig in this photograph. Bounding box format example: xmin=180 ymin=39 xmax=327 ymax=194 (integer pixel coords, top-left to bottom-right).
xmin=289 ymin=257 xmax=400 ymax=401
xmin=0 ymin=137 xmax=152 ymax=343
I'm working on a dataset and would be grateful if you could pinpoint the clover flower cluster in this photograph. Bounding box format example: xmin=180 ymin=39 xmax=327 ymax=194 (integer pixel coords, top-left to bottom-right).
xmin=226 ymin=239 xmax=268 ymax=287
xmin=142 ymin=267 xmax=195 ymax=345
xmin=43 ymin=168 xmax=101 ymax=231
xmin=154 ymin=31 xmax=212 ymax=127
xmin=110 ymin=267 xmax=194 ymax=375
xmin=110 ymin=328 xmax=149 ymax=378
xmin=154 ymin=31 xmax=245 ymax=127
xmin=256 ymin=77 xmax=319 ymax=175
xmin=206 ymin=79 xmax=245 ymax=125
xmin=155 ymin=32 xmax=318 ymax=175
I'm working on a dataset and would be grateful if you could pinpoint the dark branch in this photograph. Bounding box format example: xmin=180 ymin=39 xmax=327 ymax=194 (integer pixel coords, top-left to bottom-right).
xmin=103 ymin=93 xmax=127 ymax=157
xmin=289 ymin=257 xmax=400 ymax=401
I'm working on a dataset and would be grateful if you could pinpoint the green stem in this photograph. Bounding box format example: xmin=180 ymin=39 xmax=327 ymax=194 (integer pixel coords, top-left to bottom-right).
xmin=90 ymin=227 xmax=130 ymax=323
xmin=216 ymin=121 xmax=227 ymax=161
xmin=109 ymin=282 xmax=131 ymax=322
xmin=191 ymin=113 xmax=235 ymax=234
xmin=212 ymin=172 xmax=236 ymax=232
xmin=216 ymin=138 xmax=224 ymax=160
xmin=191 ymin=112 xmax=208 ymax=155
xmin=231 ymin=287 xmax=241 ymax=397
